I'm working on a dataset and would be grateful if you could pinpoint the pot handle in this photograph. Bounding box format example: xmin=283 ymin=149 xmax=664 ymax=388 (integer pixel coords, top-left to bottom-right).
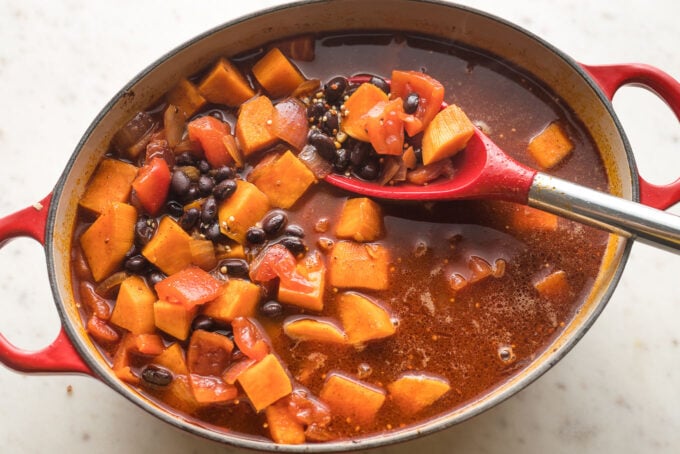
xmin=581 ymin=63 xmax=680 ymax=210
xmin=0 ymin=194 xmax=93 ymax=375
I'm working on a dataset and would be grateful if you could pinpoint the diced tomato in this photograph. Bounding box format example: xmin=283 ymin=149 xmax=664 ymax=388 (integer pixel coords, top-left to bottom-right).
xmin=270 ymin=97 xmax=309 ymax=150
xmin=131 ymin=157 xmax=171 ymax=215
xmin=364 ymin=98 xmax=405 ymax=155
xmin=390 ymin=70 xmax=445 ymax=136
xmin=86 ymin=316 xmax=119 ymax=343
xmin=232 ymin=317 xmax=270 ymax=361
xmin=249 ymin=244 xmax=315 ymax=293
xmin=155 ymin=266 xmax=223 ymax=309
xmin=187 ymin=115 xmax=234 ymax=168
xmin=223 ymin=357 xmax=257 ymax=385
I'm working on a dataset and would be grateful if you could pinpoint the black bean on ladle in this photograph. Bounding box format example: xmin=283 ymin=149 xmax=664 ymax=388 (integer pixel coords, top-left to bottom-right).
xmin=404 ymin=92 xmax=420 ymax=114
xmin=324 ymin=76 xmax=348 ymax=104
xmin=369 ymin=75 xmax=390 ymax=94
xmin=308 ymin=130 xmax=337 ymax=161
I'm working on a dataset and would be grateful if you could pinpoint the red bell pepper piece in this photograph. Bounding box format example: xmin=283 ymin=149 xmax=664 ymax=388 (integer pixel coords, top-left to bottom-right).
xmin=132 ymin=157 xmax=171 ymax=215
xmin=155 ymin=266 xmax=223 ymax=309
xmin=187 ymin=116 xmax=234 ymax=168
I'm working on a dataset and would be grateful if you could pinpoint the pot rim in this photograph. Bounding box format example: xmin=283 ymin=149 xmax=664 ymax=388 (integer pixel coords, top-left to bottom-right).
xmin=45 ymin=0 xmax=636 ymax=451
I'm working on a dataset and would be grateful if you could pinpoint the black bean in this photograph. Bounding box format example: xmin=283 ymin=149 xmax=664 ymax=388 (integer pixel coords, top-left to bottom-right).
xmin=308 ymin=131 xmax=336 ymax=161
xmin=246 ymin=227 xmax=266 ymax=244
xmin=413 ymin=147 xmax=423 ymax=164
xmin=262 ymin=211 xmax=287 ymax=235
xmin=204 ymin=222 xmax=224 ymax=242
xmin=148 ymin=271 xmax=166 ymax=286
xmin=124 ymin=255 xmax=148 ymax=273
xmin=404 ymin=92 xmax=420 ymax=114
xmin=184 ymin=184 xmax=200 ymax=202
xmin=141 ymin=365 xmax=173 ymax=387
xmin=369 ymin=75 xmax=390 ymax=94
xmin=197 ymin=159 xmax=211 ymax=174
xmin=170 ymin=170 xmax=191 ymax=197
xmin=201 ymin=196 xmax=218 ymax=223
xmin=356 ymin=158 xmax=380 ymax=180
xmin=332 ymin=148 xmax=350 ymax=172
xmin=213 ymin=329 xmax=235 ymax=342
xmin=212 ymin=166 xmax=235 ymax=182
xmin=283 ymin=224 xmax=305 ymax=238
xmin=259 ymin=300 xmax=283 ymax=318
xmin=178 ymin=207 xmax=199 ymax=231
xmin=306 ymin=102 xmax=326 ymax=122
xmin=134 ymin=217 xmax=156 ymax=246
xmin=349 ymin=142 xmax=370 ymax=167
xmin=198 ymin=174 xmax=215 ymax=196
xmin=219 ymin=258 xmax=249 ymax=277
xmin=165 ymin=200 xmax=183 ymax=217
xmin=280 ymin=236 xmax=305 ymax=255
xmin=213 ymin=179 xmax=237 ymax=201
xmin=321 ymin=110 xmax=340 ymax=135
xmin=191 ymin=314 xmax=218 ymax=332
xmin=175 ymin=152 xmax=197 ymax=166
xmin=324 ymin=76 xmax=348 ymax=104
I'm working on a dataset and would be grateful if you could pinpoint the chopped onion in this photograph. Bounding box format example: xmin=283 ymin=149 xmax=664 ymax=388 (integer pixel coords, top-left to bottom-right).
xmin=291 ymin=79 xmax=321 ymax=99
xmin=95 ymin=271 xmax=129 ymax=298
xmin=299 ymin=145 xmax=332 ymax=179
xmin=163 ymin=104 xmax=185 ymax=148
xmin=271 ymin=98 xmax=309 ymax=150
xmin=111 ymin=111 xmax=156 ymax=159
xmin=377 ymin=156 xmax=402 ymax=185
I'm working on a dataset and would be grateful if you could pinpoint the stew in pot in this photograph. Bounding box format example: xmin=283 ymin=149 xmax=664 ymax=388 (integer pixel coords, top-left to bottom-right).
xmin=70 ymin=32 xmax=609 ymax=444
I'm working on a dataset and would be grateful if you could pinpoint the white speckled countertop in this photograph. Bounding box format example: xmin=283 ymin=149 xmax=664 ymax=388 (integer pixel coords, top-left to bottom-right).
xmin=1 ymin=1 xmax=679 ymax=452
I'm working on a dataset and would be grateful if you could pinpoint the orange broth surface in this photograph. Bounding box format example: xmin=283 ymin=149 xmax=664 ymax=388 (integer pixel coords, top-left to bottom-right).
xmin=71 ymin=32 xmax=609 ymax=443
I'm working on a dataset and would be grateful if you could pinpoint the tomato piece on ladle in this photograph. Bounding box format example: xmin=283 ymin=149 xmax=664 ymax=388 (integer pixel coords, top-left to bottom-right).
xmin=390 ymin=70 xmax=445 ymax=136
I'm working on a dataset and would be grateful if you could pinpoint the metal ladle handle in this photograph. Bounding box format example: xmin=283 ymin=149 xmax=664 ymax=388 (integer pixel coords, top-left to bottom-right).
xmin=530 ymin=173 xmax=680 ymax=253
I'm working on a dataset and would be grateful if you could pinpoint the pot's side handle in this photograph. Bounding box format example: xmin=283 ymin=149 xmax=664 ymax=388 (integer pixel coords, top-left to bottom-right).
xmin=581 ymin=63 xmax=680 ymax=210
xmin=0 ymin=194 xmax=93 ymax=375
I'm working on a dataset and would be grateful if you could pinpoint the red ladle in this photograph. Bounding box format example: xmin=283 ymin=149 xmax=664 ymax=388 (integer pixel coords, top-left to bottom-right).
xmin=325 ymin=127 xmax=680 ymax=252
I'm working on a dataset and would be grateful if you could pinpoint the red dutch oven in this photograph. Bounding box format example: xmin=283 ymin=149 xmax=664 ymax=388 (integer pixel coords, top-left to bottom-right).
xmin=1 ymin=0 xmax=679 ymax=451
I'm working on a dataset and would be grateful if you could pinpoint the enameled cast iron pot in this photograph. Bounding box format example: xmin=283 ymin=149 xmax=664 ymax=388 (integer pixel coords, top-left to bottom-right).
xmin=1 ymin=0 xmax=680 ymax=451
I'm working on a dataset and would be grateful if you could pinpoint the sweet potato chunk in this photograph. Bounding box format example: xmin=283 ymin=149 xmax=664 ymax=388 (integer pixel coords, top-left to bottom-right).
xmin=161 ymin=375 xmax=201 ymax=414
xmin=534 ymin=269 xmax=570 ymax=300
xmin=217 ymin=180 xmax=270 ymax=243
xmin=278 ymin=252 xmax=326 ymax=311
xmin=153 ymin=300 xmax=197 ymax=341
xmin=421 ymin=104 xmax=475 ymax=165
xmin=328 ymin=241 xmax=389 ymax=290
xmin=319 ymin=373 xmax=386 ymax=424
xmin=189 ymin=238 xmax=217 ymax=270
xmin=237 ymin=353 xmax=293 ymax=412
xmin=142 ymin=216 xmax=193 ymax=275
xmin=387 ymin=373 xmax=450 ymax=413
xmin=266 ymin=400 xmax=306 ymax=445
xmin=109 ymin=276 xmax=156 ymax=334
xmin=79 ymin=158 xmax=138 ymax=215
xmin=198 ymin=58 xmax=255 ymax=107
xmin=341 ymin=83 xmax=389 ymax=142
xmin=283 ymin=317 xmax=347 ymax=344
xmin=252 ymin=48 xmax=305 ymax=99
xmin=189 ymin=374 xmax=238 ymax=404
xmin=527 ymin=122 xmax=573 ymax=169
xmin=509 ymin=204 xmax=559 ymax=233
xmin=166 ymin=78 xmax=207 ymax=118
xmin=202 ymin=278 xmax=262 ymax=322
xmin=335 ymin=197 xmax=383 ymax=242
xmin=152 ymin=342 xmax=188 ymax=375
xmin=338 ymin=292 xmax=396 ymax=345
xmin=235 ymin=95 xmax=279 ymax=157
xmin=80 ymin=202 xmax=137 ymax=282
xmin=250 ymin=150 xmax=316 ymax=209
xmin=187 ymin=329 xmax=234 ymax=376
